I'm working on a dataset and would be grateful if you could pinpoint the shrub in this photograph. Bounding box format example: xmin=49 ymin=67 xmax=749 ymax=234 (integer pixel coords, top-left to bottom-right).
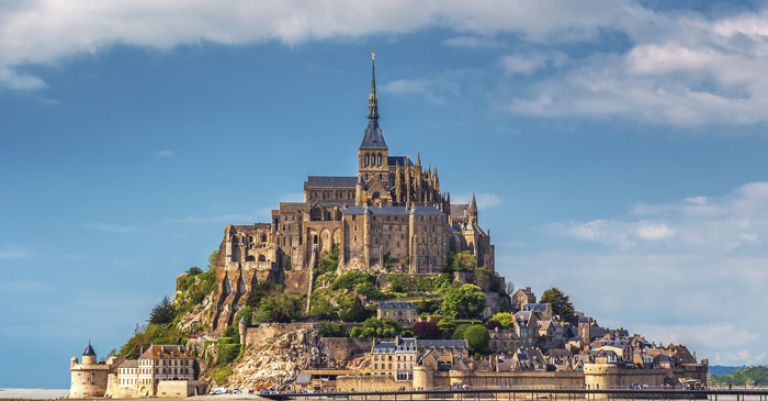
xmin=332 ymin=271 xmax=375 ymax=291
xmin=317 ymin=321 xmax=346 ymax=337
xmin=350 ymin=318 xmax=400 ymax=338
xmin=218 ymin=344 xmax=240 ymax=364
xmin=412 ymin=321 xmax=441 ymax=339
xmin=490 ymin=312 xmax=514 ymax=329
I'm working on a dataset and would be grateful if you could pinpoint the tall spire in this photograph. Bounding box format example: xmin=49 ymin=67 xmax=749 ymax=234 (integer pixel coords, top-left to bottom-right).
xmin=368 ymin=51 xmax=379 ymax=121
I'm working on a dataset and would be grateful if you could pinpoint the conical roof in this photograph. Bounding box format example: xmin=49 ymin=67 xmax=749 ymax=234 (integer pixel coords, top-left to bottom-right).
xmin=83 ymin=342 xmax=96 ymax=356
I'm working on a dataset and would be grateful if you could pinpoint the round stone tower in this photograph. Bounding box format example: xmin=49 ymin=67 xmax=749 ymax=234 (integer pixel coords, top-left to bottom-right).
xmin=69 ymin=342 xmax=109 ymax=399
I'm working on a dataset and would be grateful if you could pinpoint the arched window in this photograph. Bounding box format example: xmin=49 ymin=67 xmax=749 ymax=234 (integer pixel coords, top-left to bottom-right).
xmin=377 ymin=154 xmax=382 ymax=166
xmin=258 ymin=255 xmax=266 ymax=262
xmin=364 ymin=155 xmax=369 ymax=166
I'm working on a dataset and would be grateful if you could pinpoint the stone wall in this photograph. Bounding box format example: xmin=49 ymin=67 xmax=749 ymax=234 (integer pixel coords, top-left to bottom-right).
xmin=336 ymin=375 xmax=412 ymax=392
xmin=319 ymin=337 xmax=373 ymax=368
xmin=156 ymin=380 xmax=201 ymax=398
xmin=584 ymin=364 xmax=666 ymax=393
xmin=242 ymin=323 xmax=319 ymax=348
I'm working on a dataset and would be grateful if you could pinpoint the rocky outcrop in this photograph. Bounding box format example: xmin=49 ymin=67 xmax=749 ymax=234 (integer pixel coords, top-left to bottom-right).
xmin=226 ymin=326 xmax=320 ymax=390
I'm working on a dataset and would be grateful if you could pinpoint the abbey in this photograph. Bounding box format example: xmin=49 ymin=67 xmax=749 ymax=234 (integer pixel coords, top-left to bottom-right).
xmin=212 ymin=57 xmax=494 ymax=330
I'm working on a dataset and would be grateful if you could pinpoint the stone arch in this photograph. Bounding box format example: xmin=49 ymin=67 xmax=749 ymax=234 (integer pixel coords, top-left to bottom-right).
xmin=258 ymin=254 xmax=267 ymax=262
xmin=332 ymin=229 xmax=342 ymax=245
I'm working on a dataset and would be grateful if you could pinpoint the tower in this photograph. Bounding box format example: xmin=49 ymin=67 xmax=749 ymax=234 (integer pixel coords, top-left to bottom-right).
xmin=358 ymin=52 xmax=389 ymax=184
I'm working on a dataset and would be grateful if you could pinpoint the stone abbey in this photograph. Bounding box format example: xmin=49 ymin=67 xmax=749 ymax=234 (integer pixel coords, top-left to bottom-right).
xmin=211 ymin=57 xmax=495 ymax=331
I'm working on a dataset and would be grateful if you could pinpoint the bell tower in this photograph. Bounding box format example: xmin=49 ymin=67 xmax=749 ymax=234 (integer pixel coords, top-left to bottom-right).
xmin=358 ymin=52 xmax=389 ymax=184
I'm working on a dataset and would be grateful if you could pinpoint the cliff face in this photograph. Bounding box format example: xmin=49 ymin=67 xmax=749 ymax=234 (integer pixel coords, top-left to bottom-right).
xmin=227 ymin=325 xmax=319 ymax=390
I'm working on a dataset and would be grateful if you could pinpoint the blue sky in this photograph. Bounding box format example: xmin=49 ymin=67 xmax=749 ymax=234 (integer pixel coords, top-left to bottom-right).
xmin=2 ymin=0 xmax=768 ymax=388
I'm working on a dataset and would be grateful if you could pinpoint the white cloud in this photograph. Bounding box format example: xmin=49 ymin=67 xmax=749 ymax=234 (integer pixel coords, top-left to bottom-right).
xmin=82 ymin=222 xmax=139 ymax=233
xmin=0 ymin=0 xmax=639 ymax=95
xmin=1 ymin=1 xmax=767 ymax=125
xmin=522 ymin=182 xmax=768 ymax=365
xmin=381 ymin=76 xmax=462 ymax=105
xmin=443 ymin=35 xmax=503 ymax=49
xmin=0 ymin=244 xmax=35 ymax=259
xmin=501 ymin=52 xmax=566 ymax=75
xmin=155 ymin=149 xmax=175 ymax=157
xmin=0 ymin=67 xmax=46 ymax=91
xmin=506 ymin=8 xmax=768 ymax=126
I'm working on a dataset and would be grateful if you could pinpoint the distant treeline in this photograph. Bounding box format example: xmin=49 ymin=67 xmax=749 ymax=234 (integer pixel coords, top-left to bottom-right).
xmin=709 ymin=366 xmax=768 ymax=387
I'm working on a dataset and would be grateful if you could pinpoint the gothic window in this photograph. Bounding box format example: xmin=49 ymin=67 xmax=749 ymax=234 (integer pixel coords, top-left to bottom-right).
xmin=377 ymin=154 xmax=382 ymax=166
xmin=365 ymin=155 xmax=370 ymax=166
xmin=261 ymin=234 xmax=267 ymax=242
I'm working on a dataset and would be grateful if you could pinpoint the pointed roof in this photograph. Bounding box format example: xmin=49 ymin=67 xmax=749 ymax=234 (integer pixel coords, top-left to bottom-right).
xmin=83 ymin=341 xmax=96 ymax=356
xmin=469 ymin=192 xmax=478 ymax=213
xmin=360 ymin=119 xmax=387 ymax=149
xmin=360 ymin=52 xmax=388 ymax=150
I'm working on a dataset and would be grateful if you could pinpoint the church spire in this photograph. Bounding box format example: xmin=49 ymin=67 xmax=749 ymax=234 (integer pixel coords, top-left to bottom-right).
xmin=368 ymin=51 xmax=379 ymax=121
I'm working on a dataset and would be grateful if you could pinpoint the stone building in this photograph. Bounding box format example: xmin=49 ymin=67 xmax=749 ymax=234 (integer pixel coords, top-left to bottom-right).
xmin=212 ymin=56 xmax=496 ymax=331
xmin=105 ymin=344 xmax=200 ymax=398
xmin=376 ymin=301 xmax=418 ymax=323
xmin=69 ymin=342 xmax=114 ymax=399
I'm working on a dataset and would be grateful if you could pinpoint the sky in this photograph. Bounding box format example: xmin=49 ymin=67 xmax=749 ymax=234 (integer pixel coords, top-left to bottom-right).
xmin=1 ymin=0 xmax=768 ymax=388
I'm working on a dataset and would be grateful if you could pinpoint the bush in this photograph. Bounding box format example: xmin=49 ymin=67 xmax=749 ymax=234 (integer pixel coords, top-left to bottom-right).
xmin=450 ymin=251 xmax=477 ymax=272
xmin=218 ymin=344 xmax=240 ymax=364
xmin=118 ymin=323 xmax=181 ymax=358
xmin=338 ymin=293 xmax=369 ymax=322
xmin=490 ymin=312 xmax=514 ymax=329
xmin=412 ymin=321 xmax=441 ymax=339
xmin=317 ymin=321 xmax=346 ymax=337
xmin=349 ymin=318 xmax=400 ymax=338
xmin=332 ymin=271 xmax=375 ymax=291
xmin=316 ymin=245 xmax=340 ymax=275
xmin=209 ymin=366 xmax=232 ymax=385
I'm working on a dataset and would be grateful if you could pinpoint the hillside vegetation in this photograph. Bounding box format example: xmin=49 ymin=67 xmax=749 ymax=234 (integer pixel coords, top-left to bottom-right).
xmin=710 ymin=366 xmax=768 ymax=387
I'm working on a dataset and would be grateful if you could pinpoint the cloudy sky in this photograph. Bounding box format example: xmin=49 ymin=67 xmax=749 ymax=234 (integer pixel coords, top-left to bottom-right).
xmin=2 ymin=0 xmax=768 ymax=388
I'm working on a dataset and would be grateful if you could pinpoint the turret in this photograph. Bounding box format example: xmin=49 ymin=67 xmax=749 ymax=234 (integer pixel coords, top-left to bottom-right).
xmin=469 ymin=192 xmax=478 ymax=224
xmin=82 ymin=341 xmax=97 ymax=365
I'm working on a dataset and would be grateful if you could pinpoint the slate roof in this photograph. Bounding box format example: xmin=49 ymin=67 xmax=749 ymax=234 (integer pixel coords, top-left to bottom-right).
xmin=379 ymin=301 xmax=416 ymax=309
xmin=418 ymin=339 xmax=468 ymax=349
xmin=304 ymin=176 xmax=358 ymax=188
xmin=360 ymin=120 xmax=387 ymax=149
xmin=451 ymin=204 xmax=469 ymax=217
xmin=83 ymin=343 xmax=96 ymax=356
xmin=343 ymin=205 xmax=445 ymax=216
xmin=373 ymin=341 xmax=397 ymax=353
xmin=388 ymin=156 xmax=412 ymax=167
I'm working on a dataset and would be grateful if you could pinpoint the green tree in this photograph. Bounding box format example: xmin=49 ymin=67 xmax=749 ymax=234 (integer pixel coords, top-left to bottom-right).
xmin=440 ymin=284 xmax=486 ymax=319
xmin=540 ymin=287 xmax=576 ymax=324
xmin=450 ymin=251 xmax=477 ymax=272
xmin=208 ymin=249 xmax=219 ymax=271
xmin=490 ymin=312 xmax=514 ymax=329
xmin=463 ymin=325 xmax=490 ymax=354
xmin=349 ymin=318 xmax=400 ymax=338
xmin=148 ymin=296 xmax=175 ymax=324
xmin=186 ymin=266 xmax=203 ymax=276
